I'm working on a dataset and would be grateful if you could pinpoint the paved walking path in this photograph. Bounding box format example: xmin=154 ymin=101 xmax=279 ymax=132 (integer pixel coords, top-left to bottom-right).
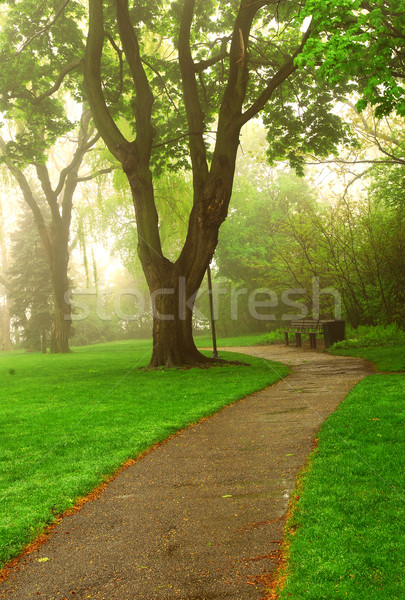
xmin=0 ymin=346 xmax=373 ymax=600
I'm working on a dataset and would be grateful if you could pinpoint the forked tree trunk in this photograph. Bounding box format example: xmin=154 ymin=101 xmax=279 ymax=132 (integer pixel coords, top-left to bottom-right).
xmin=125 ymin=162 xmax=223 ymax=368
xmin=124 ymin=149 xmax=236 ymax=368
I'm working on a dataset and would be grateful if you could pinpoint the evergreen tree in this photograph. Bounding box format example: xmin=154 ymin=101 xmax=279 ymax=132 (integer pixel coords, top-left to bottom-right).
xmin=8 ymin=203 xmax=53 ymax=352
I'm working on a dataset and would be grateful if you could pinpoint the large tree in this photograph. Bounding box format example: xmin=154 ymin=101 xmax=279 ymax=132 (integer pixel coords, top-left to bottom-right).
xmin=0 ymin=1 xmax=113 ymax=352
xmin=0 ymin=108 xmax=102 ymax=352
xmin=81 ymin=0 xmax=333 ymax=366
xmin=2 ymin=0 xmax=393 ymax=365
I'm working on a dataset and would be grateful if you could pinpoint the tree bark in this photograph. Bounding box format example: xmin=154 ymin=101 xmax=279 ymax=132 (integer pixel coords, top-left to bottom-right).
xmin=49 ymin=229 xmax=71 ymax=353
xmin=50 ymin=303 xmax=71 ymax=353
xmin=146 ymin=264 xmax=211 ymax=367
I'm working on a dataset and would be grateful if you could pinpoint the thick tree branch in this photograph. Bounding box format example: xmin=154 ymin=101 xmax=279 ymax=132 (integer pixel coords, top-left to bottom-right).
xmin=220 ymin=0 xmax=266 ymax=120
xmin=115 ymin=0 xmax=163 ymax=261
xmin=84 ymin=0 xmax=130 ymax=161
xmin=105 ymin=33 xmax=124 ymax=104
xmin=116 ymin=0 xmax=154 ymax=163
xmin=0 ymin=136 xmax=52 ymax=256
xmin=178 ymin=0 xmax=209 ymax=189
xmin=36 ymin=164 xmax=61 ymax=224
xmin=178 ymin=1 xmax=263 ymax=276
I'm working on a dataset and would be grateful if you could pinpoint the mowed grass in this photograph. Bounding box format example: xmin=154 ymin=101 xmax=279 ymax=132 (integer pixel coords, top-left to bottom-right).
xmin=0 ymin=339 xmax=288 ymax=568
xmin=276 ymin=346 xmax=404 ymax=600
xmin=329 ymin=343 xmax=405 ymax=372
xmin=195 ymin=332 xmax=267 ymax=348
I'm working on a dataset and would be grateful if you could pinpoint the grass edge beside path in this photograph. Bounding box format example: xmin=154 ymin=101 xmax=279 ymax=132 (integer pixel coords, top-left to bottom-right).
xmin=329 ymin=343 xmax=405 ymax=372
xmin=267 ymin=345 xmax=404 ymax=600
xmin=0 ymin=341 xmax=288 ymax=571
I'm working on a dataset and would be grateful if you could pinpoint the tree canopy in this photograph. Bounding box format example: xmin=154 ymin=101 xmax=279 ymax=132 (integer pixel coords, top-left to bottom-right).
xmin=0 ymin=0 xmax=403 ymax=363
xmin=299 ymin=1 xmax=405 ymax=117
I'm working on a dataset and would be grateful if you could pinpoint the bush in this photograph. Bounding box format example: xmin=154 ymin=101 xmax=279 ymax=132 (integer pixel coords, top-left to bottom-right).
xmin=331 ymin=324 xmax=405 ymax=349
xmin=256 ymin=329 xmax=284 ymax=345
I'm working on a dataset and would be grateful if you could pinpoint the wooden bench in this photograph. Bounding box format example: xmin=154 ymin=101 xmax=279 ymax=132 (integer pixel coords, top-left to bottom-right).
xmin=281 ymin=319 xmax=325 ymax=349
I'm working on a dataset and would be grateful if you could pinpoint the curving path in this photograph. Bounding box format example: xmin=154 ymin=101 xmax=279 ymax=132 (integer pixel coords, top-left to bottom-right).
xmin=0 ymin=345 xmax=373 ymax=600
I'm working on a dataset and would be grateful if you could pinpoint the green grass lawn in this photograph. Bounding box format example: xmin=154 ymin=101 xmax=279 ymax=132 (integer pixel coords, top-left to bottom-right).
xmin=275 ymin=345 xmax=404 ymax=600
xmin=329 ymin=343 xmax=405 ymax=372
xmin=195 ymin=332 xmax=268 ymax=348
xmin=0 ymin=339 xmax=288 ymax=568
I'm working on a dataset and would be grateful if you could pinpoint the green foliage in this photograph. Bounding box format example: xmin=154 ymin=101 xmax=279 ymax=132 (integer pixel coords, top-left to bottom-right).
xmin=264 ymin=77 xmax=358 ymax=174
xmin=0 ymin=340 xmax=288 ymax=567
xmin=299 ymin=0 xmax=405 ymax=118
xmin=218 ymin=164 xmax=307 ymax=290
xmin=1 ymin=0 xmax=365 ymax=174
xmin=277 ymin=373 xmax=405 ymax=599
xmin=368 ymin=163 xmax=405 ymax=208
xmin=218 ymin=151 xmax=405 ymax=329
xmin=212 ymin=113 xmax=405 ymax=332
xmin=0 ymin=0 xmax=85 ymax=165
xmin=217 ymin=165 xmax=336 ymax=322
xmin=331 ymin=324 xmax=405 ymax=350
xmin=256 ymin=330 xmax=285 ymax=345
xmin=7 ymin=202 xmax=52 ymax=351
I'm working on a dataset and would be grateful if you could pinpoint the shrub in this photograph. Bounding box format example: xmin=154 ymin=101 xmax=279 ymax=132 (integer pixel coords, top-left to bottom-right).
xmin=256 ymin=329 xmax=284 ymax=345
xmin=331 ymin=324 xmax=405 ymax=349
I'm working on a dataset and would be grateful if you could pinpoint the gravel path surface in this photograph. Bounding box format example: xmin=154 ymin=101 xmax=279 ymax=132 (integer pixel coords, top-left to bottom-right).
xmin=0 ymin=345 xmax=373 ymax=600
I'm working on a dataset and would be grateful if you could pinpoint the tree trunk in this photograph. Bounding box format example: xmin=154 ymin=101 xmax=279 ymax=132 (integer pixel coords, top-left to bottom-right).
xmin=50 ymin=303 xmax=71 ymax=353
xmin=126 ymin=155 xmax=235 ymax=367
xmin=146 ymin=264 xmax=212 ymax=368
xmin=49 ymin=233 xmax=71 ymax=354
